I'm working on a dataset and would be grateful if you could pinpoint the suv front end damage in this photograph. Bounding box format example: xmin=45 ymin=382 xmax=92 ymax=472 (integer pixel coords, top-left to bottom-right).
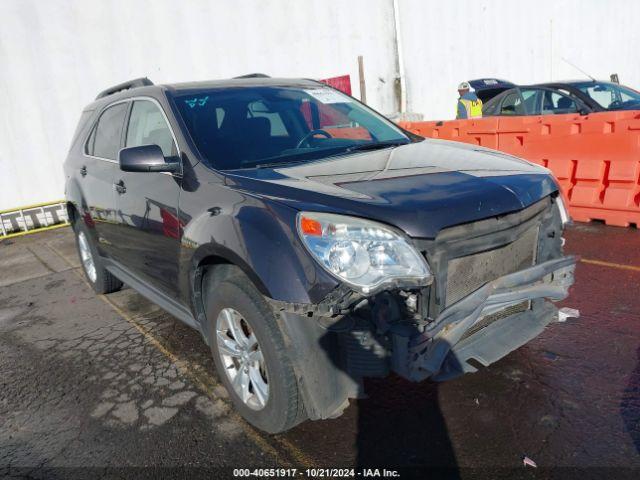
xmin=271 ymin=195 xmax=577 ymax=420
xmin=390 ymin=255 xmax=575 ymax=381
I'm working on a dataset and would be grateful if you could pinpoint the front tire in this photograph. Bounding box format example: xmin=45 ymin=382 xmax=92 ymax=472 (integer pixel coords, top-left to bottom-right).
xmin=73 ymin=220 xmax=123 ymax=294
xmin=204 ymin=265 xmax=305 ymax=433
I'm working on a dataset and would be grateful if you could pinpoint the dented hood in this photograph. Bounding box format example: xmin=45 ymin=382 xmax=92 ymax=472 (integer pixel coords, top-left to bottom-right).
xmin=223 ymin=139 xmax=558 ymax=238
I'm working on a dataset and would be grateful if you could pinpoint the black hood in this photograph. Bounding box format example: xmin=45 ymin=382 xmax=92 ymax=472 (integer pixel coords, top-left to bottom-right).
xmin=223 ymin=139 xmax=558 ymax=238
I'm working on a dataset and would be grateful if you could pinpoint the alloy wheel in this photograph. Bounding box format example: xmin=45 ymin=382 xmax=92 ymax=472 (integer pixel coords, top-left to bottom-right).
xmin=215 ymin=307 xmax=269 ymax=410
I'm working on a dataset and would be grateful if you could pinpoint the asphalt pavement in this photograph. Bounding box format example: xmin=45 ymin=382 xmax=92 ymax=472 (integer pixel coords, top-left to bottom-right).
xmin=0 ymin=223 xmax=638 ymax=479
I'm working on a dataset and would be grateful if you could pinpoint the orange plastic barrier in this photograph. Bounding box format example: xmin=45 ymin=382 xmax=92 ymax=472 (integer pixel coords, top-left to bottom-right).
xmin=325 ymin=126 xmax=371 ymax=140
xmin=401 ymin=112 xmax=640 ymax=227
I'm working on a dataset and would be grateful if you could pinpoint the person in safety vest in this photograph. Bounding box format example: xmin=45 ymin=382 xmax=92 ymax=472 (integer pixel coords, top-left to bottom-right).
xmin=456 ymin=81 xmax=483 ymax=119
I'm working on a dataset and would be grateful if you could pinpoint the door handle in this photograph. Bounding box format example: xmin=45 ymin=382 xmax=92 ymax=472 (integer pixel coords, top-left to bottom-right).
xmin=80 ymin=165 xmax=87 ymax=177
xmin=114 ymin=180 xmax=126 ymax=194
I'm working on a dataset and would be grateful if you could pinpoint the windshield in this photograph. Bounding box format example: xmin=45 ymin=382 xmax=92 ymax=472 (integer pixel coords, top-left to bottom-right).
xmin=574 ymin=82 xmax=640 ymax=110
xmin=172 ymin=86 xmax=410 ymax=169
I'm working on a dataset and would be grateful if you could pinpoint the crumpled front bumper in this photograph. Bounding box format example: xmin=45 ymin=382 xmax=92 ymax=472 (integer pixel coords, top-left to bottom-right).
xmin=391 ymin=255 xmax=577 ymax=382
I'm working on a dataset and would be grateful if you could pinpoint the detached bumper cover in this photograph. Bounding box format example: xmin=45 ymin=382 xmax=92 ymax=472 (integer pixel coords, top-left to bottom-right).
xmin=394 ymin=255 xmax=576 ymax=381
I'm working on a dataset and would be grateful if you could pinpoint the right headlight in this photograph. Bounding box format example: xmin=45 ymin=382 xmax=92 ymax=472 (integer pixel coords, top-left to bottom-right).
xmin=297 ymin=212 xmax=433 ymax=294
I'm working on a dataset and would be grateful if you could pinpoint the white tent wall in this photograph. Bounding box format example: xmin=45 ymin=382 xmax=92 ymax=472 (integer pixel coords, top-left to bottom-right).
xmin=399 ymin=0 xmax=640 ymax=120
xmin=0 ymin=0 xmax=399 ymax=211
xmin=2 ymin=0 xmax=640 ymax=211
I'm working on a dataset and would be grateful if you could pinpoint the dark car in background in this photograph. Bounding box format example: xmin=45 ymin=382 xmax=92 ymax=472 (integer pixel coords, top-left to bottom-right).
xmin=542 ymin=80 xmax=640 ymax=112
xmin=467 ymin=78 xmax=516 ymax=103
xmin=483 ymin=80 xmax=640 ymax=117
xmin=64 ymin=75 xmax=576 ymax=433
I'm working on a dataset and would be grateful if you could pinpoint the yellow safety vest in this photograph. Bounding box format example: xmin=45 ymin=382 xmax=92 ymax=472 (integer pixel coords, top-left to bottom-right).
xmin=457 ymin=97 xmax=483 ymax=119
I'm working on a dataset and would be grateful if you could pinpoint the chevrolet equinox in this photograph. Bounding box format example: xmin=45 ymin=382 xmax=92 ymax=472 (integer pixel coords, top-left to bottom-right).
xmin=64 ymin=75 xmax=576 ymax=433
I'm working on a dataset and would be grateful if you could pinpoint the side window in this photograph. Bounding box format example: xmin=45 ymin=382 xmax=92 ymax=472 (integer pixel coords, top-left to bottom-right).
xmin=126 ymin=100 xmax=177 ymax=157
xmin=541 ymin=91 xmax=578 ymax=115
xmin=248 ymin=101 xmax=288 ymax=136
xmin=482 ymin=100 xmax=496 ymax=116
xmin=71 ymin=109 xmax=94 ymax=150
xmin=520 ymin=89 xmax=543 ymax=115
xmin=619 ymin=90 xmax=635 ymax=103
xmin=587 ymin=87 xmax=615 ymax=107
xmin=85 ymin=124 xmax=97 ymax=155
xmin=90 ymin=103 xmax=128 ymax=159
xmin=500 ymin=92 xmax=525 ymax=116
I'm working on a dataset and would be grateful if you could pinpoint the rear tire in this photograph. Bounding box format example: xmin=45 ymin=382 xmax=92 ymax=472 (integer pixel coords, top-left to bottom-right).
xmin=204 ymin=264 xmax=306 ymax=433
xmin=73 ymin=220 xmax=123 ymax=294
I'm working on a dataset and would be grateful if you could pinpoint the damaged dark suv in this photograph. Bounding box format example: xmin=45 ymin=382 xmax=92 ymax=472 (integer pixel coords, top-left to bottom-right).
xmin=64 ymin=75 xmax=576 ymax=433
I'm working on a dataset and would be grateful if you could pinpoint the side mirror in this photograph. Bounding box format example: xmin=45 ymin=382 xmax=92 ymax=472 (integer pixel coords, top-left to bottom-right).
xmin=118 ymin=145 xmax=180 ymax=173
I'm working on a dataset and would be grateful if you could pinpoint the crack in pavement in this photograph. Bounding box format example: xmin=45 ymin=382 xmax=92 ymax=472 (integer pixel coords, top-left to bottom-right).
xmin=44 ymin=238 xmax=315 ymax=469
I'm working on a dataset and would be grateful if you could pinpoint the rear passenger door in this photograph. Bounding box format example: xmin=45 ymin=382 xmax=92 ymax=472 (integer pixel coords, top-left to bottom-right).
xmin=82 ymin=102 xmax=129 ymax=258
xmin=111 ymin=98 xmax=182 ymax=300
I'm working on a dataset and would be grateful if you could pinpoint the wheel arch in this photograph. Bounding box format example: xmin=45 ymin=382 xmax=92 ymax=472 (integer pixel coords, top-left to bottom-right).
xmin=66 ymin=200 xmax=81 ymax=227
xmin=188 ymin=243 xmax=271 ymax=343
xmin=65 ymin=176 xmax=93 ymax=228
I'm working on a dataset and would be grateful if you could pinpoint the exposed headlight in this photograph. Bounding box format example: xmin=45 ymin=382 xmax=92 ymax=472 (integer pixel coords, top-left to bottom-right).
xmin=556 ymin=195 xmax=571 ymax=226
xmin=297 ymin=212 xmax=433 ymax=294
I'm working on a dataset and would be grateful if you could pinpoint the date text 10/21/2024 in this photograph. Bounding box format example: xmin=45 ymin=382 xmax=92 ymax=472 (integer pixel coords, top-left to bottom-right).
xmin=232 ymin=468 xmax=401 ymax=478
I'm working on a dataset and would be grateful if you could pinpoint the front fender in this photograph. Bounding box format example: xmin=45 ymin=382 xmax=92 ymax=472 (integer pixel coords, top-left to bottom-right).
xmin=179 ymin=194 xmax=338 ymax=312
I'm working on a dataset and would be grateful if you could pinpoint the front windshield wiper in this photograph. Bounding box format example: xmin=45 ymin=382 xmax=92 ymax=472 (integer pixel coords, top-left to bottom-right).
xmin=237 ymin=141 xmax=410 ymax=170
xmin=343 ymin=140 xmax=410 ymax=153
xmin=254 ymin=159 xmax=309 ymax=169
xmin=247 ymin=146 xmax=350 ymax=169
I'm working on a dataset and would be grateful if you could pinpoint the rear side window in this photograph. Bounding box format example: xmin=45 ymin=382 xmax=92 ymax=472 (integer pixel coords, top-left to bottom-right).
xmin=482 ymin=97 xmax=500 ymax=116
xmin=520 ymin=89 xmax=544 ymax=115
xmin=69 ymin=109 xmax=95 ymax=150
xmin=500 ymin=92 xmax=525 ymax=116
xmin=125 ymin=100 xmax=177 ymax=157
xmin=87 ymin=103 xmax=128 ymax=159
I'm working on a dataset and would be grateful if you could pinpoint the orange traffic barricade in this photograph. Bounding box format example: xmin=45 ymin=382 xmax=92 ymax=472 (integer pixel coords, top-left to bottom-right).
xmin=401 ymin=111 xmax=640 ymax=227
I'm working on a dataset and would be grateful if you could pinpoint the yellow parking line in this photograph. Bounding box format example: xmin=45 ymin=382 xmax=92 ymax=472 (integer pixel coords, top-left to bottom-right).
xmin=581 ymin=258 xmax=640 ymax=273
xmin=1 ymin=222 xmax=69 ymax=240
xmin=45 ymin=241 xmax=315 ymax=468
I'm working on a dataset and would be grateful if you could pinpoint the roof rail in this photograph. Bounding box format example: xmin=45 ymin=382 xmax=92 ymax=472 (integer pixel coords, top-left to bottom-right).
xmin=95 ymin=77 xmax=154 ymax=100
xmin=233 ymin=73 xmax=271 ymax=79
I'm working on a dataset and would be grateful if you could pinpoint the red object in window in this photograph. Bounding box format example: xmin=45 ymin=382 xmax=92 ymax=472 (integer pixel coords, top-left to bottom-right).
xmin=300 ymin=101 xmax=313 ymax=129
xmin=319 ymin=75 xmax=352 ymax=96
xmin=301 ymin=75 xmax=360 ymax=133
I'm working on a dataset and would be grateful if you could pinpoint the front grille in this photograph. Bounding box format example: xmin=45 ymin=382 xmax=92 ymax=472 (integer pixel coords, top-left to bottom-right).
xmin=445 ymin=227 xmax=538 ymax=306
xmin=460 ymin=300 xmax=530 ymax=341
